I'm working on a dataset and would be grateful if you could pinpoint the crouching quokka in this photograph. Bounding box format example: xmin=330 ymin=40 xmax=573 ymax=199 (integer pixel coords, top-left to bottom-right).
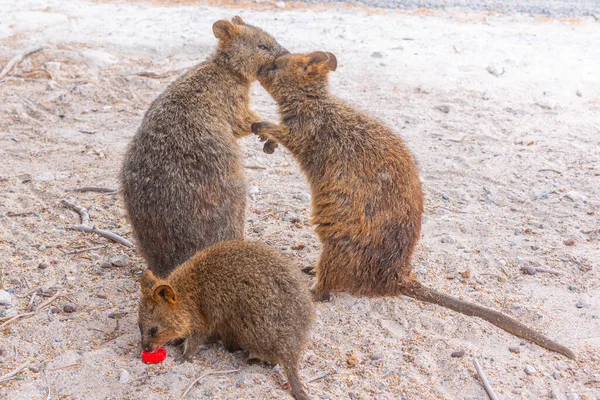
xmin=252 ymin=51 xmax=575 ymax=359
xmin=138 ymin=240 xmax=314 ymax=400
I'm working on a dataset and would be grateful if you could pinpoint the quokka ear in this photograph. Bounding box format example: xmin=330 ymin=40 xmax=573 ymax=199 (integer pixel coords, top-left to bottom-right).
xmin=305 ymin=51 xmax=337 ymax=76
xmin=325 ymin=52 xmax=337 ymax=71
xmin=213 ymin=20 xmax=237 ymax=41
xmin=231 ymin=16 xmax=246 ymax=25
xmin=153 ymin=284 xmax=177 ymax=305
xmin=140 ymin=269 xmax=157 ymax=290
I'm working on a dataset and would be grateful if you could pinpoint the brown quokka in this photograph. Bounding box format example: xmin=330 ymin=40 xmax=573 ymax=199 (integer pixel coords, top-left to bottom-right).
xmin=252 ymin=51 xmax=575 ymax=359
xmin=120 ymin=17 xmax=287 ymax=278
xmin=138 ymin=240 xmax=314 ymax=400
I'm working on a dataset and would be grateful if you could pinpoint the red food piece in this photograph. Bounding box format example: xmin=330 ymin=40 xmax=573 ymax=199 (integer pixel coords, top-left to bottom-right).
xmin=141 ymin=348 xmax=167 ymax=363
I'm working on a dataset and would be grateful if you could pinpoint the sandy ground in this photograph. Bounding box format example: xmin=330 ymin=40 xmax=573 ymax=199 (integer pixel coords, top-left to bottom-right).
xmin=0 ymin=0 xmax=599 ymax=399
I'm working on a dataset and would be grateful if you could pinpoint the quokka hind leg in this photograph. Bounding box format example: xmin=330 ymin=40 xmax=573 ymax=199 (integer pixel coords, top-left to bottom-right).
xmin=283 ymin=361 xmax=310 ymax=400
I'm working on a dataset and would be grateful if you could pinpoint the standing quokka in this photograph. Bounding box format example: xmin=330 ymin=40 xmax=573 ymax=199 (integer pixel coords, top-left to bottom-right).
xmin=138 ymin=240 xmax=314 ymax=400
xmin=252 ymin=51 xmax=575 ymax=359
xmin=120 ymin=17 xmax=287 ymax=278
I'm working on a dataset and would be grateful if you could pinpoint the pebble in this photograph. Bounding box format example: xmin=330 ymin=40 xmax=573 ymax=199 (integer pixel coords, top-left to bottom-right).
xmin=97 ymin=293 xmax=108 ymax=299
xmin=508 ymin=345 xmax=520 ymax=354
xmin=349 ymin=393 xmax=359 ymax=399
xmin=63 ymin=303 xmax=78 ymax=313
xmin=119 ymin=369 xmax=130 ymax=384
xmin=249 ymin=186 xmax=259 ymax=201
xmin=451 ymin=349 xmax=465 ymax=358
xmin=434 ymin=104 xmax=450 ymax=113
xmin=524 ymin=365 xmax=537 ymax=375
xmin=0 ymin=290 xmax=12 ymax=305
xmin=0 ymin=356 xmax=5 ymax=363
xmin=567 ymin=394 xmax=581 ymax=400
xmin=555 ymin=364 xmax=568 ymax=371
xmin=46 ymin=80 xmax=58 ymax=91
xmin=536 ymin=99 xmax=553 ymax=109
xmin=110 ymin=254 xmax=130 ymax=267
xmin=564 ymin=238 xmax=576 ymax=246
xmin=38 ymin=262 xmax=49 ymax=269
xmin=0 ymin=347 xmax=4 ymax=357
xmin=100 ymin=261 xmax=113 ymax=269
xmin=371 ymin=51 xmax=384 ymax=58
xmin=346 ymin=353 xmax=359 ymax=368
xmin=552 ymin=372 xmax=561 ymax=379
xmin=576 ymin=301 xmax=588 ymax=308
xmin=575 ymin=90 xmax=582 ymax=97
xmin=296 ymin=191 xmax=311 ymax=203
xmin=550 ymin=390 xmax=558 ymax=398
xmin=370 ymin=353 xmax=384 ymax=361
xmin=51 ymin=307 xmax=61 ymax=314
xmin=44 ymin=61 xmax=61 ymax=71
xmin=486 ymin=64 xmax=504 ymax=77
xmin=440 ymin=235 xmax=456 ymax=244
xmin=523 ymin=266 xmax=537 ymax=275
xmin=29 ymin=366 xmax=41 ymax=373
xmin=441 ymin=194 xmax=449 ymax=201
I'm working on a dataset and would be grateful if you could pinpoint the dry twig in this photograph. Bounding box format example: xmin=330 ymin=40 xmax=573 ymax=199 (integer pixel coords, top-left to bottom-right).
xmin=61 ymin=200 xmax=133 ymax=247
xmin=0 ymin=46 xmax=44 ymax=80
xmin=0 ymin=361 xmax=31 ymax=383
xmin=473 ymin=359 xmax=501 ymax=400
xmin=0 ymin=290 xmax=62 ymax=327
xmin=182 ymin=369 xmax=240 ymax=398
xmin=72 ymin=186 xmax=117 ymax=194
xmin=305 ymin=371 xmax=329 ymax=383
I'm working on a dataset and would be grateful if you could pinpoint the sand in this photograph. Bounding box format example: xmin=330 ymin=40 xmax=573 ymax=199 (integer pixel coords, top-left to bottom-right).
xmin=0 ymin=0 xmax=599 ymax=399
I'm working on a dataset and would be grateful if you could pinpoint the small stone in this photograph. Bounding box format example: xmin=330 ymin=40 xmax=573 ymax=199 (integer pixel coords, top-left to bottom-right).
xmin=51 ymin=307 xmax=61 ymax=314
xmin=110 ymin=254 xmax=130 ymax=267
xmin=524 ymin=365 xmax=537 ymax=375
xmin=564 ymin=238 xmax=576 ymax=246
xmin=440 ymin=235 xmax=455 ymax=244
xmin=63 ymin=303 xmax=78 ymax=313
xmin=441 ymin=194 xmax=449 ymax=201
xmin=536 ymin=99 xmax=553 ymax=110
xmin=575 ymin=90 xmax=582 ymax=97
xmin=249 ymin=186 xmax=260 ymax=201
xmin=550 ymin=390 xmax=558 ymax=398
xmin=46 ymin=80 xmax=58 ymax=91
xmin=119 ymin=369 xmax=130 ymax=384
xmin=576 ymin=301 xmax=588 ymax=308
xmin=100 ymin=261 xmax=113 ymax=269
xmin=508 ymin=345 xmax=520 ymax=354
xmin=235 ymin=378 xmax=245 ymax=388
xmin=370 ymin=353 xmax=384 ymax=361
xmin=0 ymin=290 xmax=12 ymax=306
xmin=555 ymin=364 xmax=568 ymax=371
xmin=44 ymin=61 xmax=61 ymax=71
xmin=346 ymin=353 xmax=359 ymax=368
xmin=275 ymin=1 xmax=285 ymax=8
xmin=349 ymin=393 xmax=359 ymax=399
xmin=523 ymin=266 xmax=537 ymax=275
xmin=0 ymin=356 xmax=5 ymax=363
xmin=434 ymin=104 xmax=450 ymax=113
xmin=371 ymin=51 xmax=384 ymax=59
xmin=97 ymin=293 xmax=108 ymax=299
xmin=0 ymin=347 xmax=4 ymax=357
xmin=9 ymin=278 xmax=19 ymax=285
xmin=451 ymin=349 xmax=465 ymax=358
xmin=566 ymin=394 xmax=581 ymax=400
xmin=568 ymin=285 xmax=578 ymax=291
xmin=38 ymin=262 xmax=49 ymax=269
xmin=29 ymin=366 xmax=41 ymax=373
xmin=486 ymin=65 xmax=504 ymax=77
xmin=296 ymin=191 xmax=311 ymax=203
xmin=552 ymin=372 xmax=561 ymax=379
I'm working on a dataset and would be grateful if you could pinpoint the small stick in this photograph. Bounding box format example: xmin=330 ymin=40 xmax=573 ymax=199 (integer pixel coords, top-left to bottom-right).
xmin=305 ymin=371 xmax=329 ymax=383
xmin=0 ymin=46 xmax=44 ymax=80
xmin=49 ymin=363 xmax=81 ymax=372
xmin=0 ymin=290 xmax=62 ymax=327
xmin=521 ymin=266 xmax=561 ymax=276
xmin=135 ymin=68 xmax=185 ymax=79
xmin=538 ymin=169 xmax=563 ymax=175
xmin=72 ymin=186 xmax=117 ymax=194
xmin=78 ymin=130 xmax=97 ymax=135
xmin=64 ymin=245 xmax=107 ymax=255
xmin=245 ymin=165 xmax=267 ymax=170
xmin=61 ymin=200 xmax=133 ymax=247
xmin=473 ymin=359 xmax=500 ymax=400
xmin=0 ymin=361 xmax=32 ymax=383
xmin=27 ymin=290 xmax=39 ymax=311
xmin=182 ymin=369 xmax=240 ymax=398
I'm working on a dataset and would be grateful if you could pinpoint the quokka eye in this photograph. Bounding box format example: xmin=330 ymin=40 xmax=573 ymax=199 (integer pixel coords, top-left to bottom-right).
xmin=258 ymin=45 xmax=269 ymax=51
xmin=149 ymin=327 xmax=158 ymax=336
